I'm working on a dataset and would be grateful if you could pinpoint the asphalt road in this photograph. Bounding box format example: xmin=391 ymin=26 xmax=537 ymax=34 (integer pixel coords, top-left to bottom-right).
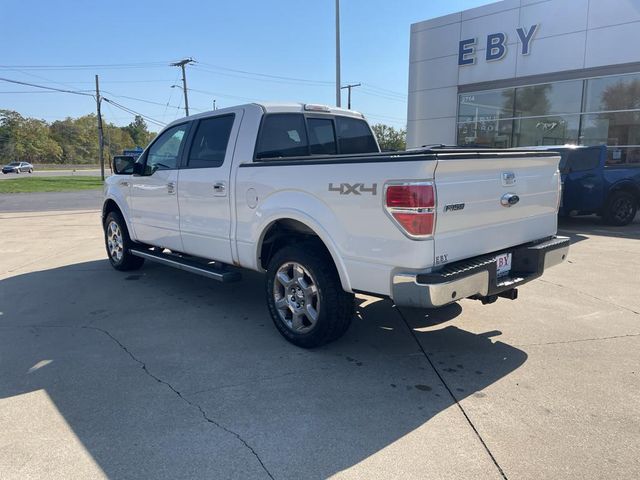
xmin=0 ymin=204 xmax=638 ymax=479
xmin=0 ymin=190 xmax=103 ymax=213
xmin=0 ymin=169 xmax=103 ymax=180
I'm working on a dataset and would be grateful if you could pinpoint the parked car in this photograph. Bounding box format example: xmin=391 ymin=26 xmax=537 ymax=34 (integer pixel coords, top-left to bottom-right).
xmin=103 ymin=103 xmax=569 ymax=347
xmin=527 ymin=145 xmax=639 ymax=226
xmin=2 ymin=162 xmax=33 ymax=174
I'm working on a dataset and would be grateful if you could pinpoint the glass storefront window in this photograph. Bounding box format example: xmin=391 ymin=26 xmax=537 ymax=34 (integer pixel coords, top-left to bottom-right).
xmin=514 ymin=80 xmax=583 ymax=117
xmin=580 ymin=111 xmax=640 ymax=146
xmin=456 ymin=73 xmax=640 ymax=152
xmin=513 ymin=115 xmax=580 ymax=146
xmin=585 ymin=73 xmax=640 ymax=112
xmin=457 ymin=119 xmax=513 ymax=147
xmin=458 ymin=88 xmax=514 ymax=123
xmin=604 ymin=147 xmax=640 ymax=165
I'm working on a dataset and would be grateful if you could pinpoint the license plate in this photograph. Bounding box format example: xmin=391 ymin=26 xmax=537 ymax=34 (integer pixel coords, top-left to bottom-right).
xmin=495 ymin=253 xmax=512 ymax=277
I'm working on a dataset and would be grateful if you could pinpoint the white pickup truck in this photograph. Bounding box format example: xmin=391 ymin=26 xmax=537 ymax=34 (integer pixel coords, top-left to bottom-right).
xmin=103 ymin=103 xmax=569 ymax=347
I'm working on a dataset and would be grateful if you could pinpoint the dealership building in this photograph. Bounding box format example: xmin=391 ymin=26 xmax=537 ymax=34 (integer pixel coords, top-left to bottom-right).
xmin=407 ymin=0 xmax=640 ymax=164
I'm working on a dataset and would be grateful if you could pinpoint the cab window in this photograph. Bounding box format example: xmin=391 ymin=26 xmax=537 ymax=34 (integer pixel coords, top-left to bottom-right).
xmin=145 ymin=123 xmax=189 ymax=172
xmin=335 ymin=116 xmax=379 ymax=154
xmin=255 ymin=114 xmax=308 ymax=159
xmin=564 ymin=149 xmax=601 ymax=173
xmin=308 ymin=118 xmax=337 ymax=155
xmin=187 ymin=115 xmax=235 ymax=168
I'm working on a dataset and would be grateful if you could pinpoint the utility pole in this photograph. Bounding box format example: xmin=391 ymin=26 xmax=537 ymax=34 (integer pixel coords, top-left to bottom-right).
xmin=95 ymin=74 xmax=105 ymax=181
xmin=340 ymin=83 xmax=361 ymax=109
xmin=335 ymin=0 xmax=341 ymax=107
xmin=170 ymin=58 xmax=194 ymax=116
xmin=213 ymin=99 xmax=217 ymax=110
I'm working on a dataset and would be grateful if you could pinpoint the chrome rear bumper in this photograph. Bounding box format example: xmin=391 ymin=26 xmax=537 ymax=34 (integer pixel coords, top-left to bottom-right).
xmin=392 ymin=236 xmax=570 ymax=309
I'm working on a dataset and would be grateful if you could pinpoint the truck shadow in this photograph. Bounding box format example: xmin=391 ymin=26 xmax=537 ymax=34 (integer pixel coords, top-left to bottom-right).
xmin=558 ymin=214 xmax=640 ymax=240
xmin=0 ymin=261 xmax=527 ymax=479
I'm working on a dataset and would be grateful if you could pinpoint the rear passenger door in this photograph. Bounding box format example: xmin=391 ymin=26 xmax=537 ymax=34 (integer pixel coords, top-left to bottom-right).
xmin=177 ymin=110 xmax=242 ymax=263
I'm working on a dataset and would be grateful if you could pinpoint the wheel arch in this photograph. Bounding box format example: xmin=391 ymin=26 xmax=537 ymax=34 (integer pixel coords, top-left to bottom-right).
xmin=257 ymin=216 xmax=352 ymax=293
xmin=607 ymin=180 xmax=640 ymax=202
xmin=102 ymin=198 xmax=136 ymax=238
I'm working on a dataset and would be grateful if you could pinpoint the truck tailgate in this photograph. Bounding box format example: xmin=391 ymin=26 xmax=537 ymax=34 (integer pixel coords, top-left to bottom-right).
xmin=433 ymin=152 xmax=560 ymax=265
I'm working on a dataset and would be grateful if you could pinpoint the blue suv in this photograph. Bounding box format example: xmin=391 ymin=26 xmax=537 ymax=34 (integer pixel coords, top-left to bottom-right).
xmin=534 ymin=145 xmax=639 ymax=226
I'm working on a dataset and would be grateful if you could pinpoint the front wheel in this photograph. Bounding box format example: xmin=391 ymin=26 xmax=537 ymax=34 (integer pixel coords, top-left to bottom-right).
xmin=104 ymin=211 xmax=145 ymax=271
xmin=266 ymin=243 xmax=354 ymax=348
xmin=604 ymin=191 xmax=637 ymax=226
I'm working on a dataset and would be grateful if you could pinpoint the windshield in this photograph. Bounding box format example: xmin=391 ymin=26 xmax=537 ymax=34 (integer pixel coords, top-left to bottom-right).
xmin=8 ymin=162 xmax=20 ymax=166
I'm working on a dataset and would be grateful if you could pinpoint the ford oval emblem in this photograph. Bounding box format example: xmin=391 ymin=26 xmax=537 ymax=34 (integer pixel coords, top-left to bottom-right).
xmin=501 ymin=193 xmax=520 ymax=207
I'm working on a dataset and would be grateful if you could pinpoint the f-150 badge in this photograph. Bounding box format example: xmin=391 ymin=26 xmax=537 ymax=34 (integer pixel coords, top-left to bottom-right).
xmin=444 ymin=203 xmax=465 ymax=212
xmin=328 ymin=183 xmax=377 ymax=195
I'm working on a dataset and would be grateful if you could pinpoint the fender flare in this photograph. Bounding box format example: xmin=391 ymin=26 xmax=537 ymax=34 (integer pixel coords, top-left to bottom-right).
xmin=254 ymin=208 xmax=352 ymax=293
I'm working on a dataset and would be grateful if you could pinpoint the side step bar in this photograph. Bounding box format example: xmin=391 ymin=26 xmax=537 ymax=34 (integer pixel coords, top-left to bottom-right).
xmin=130 ymin=248 xmax=241 ymax=283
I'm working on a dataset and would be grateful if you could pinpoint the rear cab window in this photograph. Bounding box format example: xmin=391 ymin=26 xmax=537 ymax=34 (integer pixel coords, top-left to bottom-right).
xmin=254 ymin=113 xmax=379 ymax=160
xmin=335 ymin=116 xmax=379 ymax=154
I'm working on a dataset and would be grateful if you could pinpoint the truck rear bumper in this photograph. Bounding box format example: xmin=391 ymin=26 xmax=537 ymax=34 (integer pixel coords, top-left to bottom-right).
xmin=392 ymin=236 xmax=570 ymax=309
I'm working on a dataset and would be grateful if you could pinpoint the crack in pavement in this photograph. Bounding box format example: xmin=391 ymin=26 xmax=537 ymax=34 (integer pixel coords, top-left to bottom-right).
xmin=6 ymin=323 xmax=275 ymax=480
xmin=515 ymin=332 xmax=640 ymax=347
xmin=393 ymin=308 xmax=508 ymax=480
xmin=83 ymin=325 xmax=276 ymax=480
xmin=538 ymin=279 xmax=640 ymax=315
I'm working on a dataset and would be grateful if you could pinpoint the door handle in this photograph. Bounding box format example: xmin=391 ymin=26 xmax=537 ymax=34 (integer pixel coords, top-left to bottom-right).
xmin=121 ymin=181 xmax=130 ymax=187
xmin=213 ymin=182 xmax=227 ymax=196
xmin=167 ymin=181 xmax=176 ymax=195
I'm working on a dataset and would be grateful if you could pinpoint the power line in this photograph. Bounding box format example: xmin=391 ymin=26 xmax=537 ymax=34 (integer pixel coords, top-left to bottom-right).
xmin=0 ymin=77 xmax=94 ymax=97
xmin=102 ymin=97 xmax=166 ymax=127
xmin=0 ymin=61 xmax=172 ymax=71
xmin=194 ymin=63 xmax=333 ymax=86
xmin=361 ymin=82 xmax=407 ymax=98
xmin=359 ymin=88 xmax=407 ymax=103
xmin=102 ymin=90 xmax=184 ymax=110
xmin=0 ymin=90 xmax=93 ymax=94
xmin=188 ymin=87 xmax=261 ymax=103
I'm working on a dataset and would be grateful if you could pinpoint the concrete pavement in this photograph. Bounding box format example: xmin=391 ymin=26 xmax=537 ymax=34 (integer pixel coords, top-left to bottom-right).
xmin=0 ymin=208 xmax=638 ymax=479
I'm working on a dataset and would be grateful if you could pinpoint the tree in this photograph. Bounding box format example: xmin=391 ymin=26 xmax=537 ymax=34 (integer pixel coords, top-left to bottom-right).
xmin=0 ymin=110 xmax=62 ymax=163
xmin=371 ymin=124 xmax=406 ymax=151
xmin=124 ymin=115 xmax=153 ymax=148
xmin=50 ymin=115 xmax=99 ymax=164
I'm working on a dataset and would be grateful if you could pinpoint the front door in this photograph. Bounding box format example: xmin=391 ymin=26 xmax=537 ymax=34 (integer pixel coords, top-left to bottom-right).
xmin=177 ymin=111 xmax=241 ymax=264
xmin=130 ymin=122 xmax=190 ymax=251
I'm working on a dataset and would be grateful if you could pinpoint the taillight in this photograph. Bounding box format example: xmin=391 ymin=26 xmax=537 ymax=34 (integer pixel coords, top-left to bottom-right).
xmin=384 ymin=182 xmax=435 ymax=238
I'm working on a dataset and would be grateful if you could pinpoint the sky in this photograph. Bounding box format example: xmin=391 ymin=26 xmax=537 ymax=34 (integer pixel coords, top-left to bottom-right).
xmin=1 ymin=0 xmax=494 ymax=131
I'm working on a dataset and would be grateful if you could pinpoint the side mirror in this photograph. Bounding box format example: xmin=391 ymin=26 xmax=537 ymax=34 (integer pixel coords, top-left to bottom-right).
xmin=112 ymin=155 xmax=135 ymax=175
xmin=133 ymin=162 xmax=145 ymax=176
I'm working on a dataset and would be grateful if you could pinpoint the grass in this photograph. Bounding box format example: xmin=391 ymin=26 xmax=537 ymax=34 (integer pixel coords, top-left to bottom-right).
xmin=0 ymin=176 xmax=103 ymax=193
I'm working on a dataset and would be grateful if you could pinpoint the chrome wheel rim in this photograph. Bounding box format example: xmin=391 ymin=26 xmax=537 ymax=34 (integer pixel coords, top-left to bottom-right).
xmin=107 ymin=221 xmax=124 ymax=262
xmin=273 ymin=262 xmax=320 ymax=333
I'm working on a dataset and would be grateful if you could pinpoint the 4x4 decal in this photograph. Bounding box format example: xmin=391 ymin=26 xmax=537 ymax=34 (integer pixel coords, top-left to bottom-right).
xmin=328 ymin=183 xmax=377 ymax=195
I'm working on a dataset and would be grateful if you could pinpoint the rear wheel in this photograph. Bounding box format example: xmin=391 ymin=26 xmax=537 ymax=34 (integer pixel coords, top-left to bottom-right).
xmin=104 ymin=211 xmax=145 ymax=271
xmin=604 ymin=191 xmax=637 ymax=226
xmin=29 ymin=169 xmax=33 ymax=173
xmin=266 ymin=243 xmax=354 ymax=348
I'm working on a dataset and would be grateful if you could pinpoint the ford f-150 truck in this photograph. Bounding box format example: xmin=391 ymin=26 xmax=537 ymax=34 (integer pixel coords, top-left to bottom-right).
xmin=103 ymin=103 xmax=569 ymax=347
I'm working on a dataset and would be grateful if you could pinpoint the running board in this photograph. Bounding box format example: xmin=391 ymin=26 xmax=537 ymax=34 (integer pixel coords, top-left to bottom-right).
xmin=130 ymin=249 xmax=241 ymax=283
